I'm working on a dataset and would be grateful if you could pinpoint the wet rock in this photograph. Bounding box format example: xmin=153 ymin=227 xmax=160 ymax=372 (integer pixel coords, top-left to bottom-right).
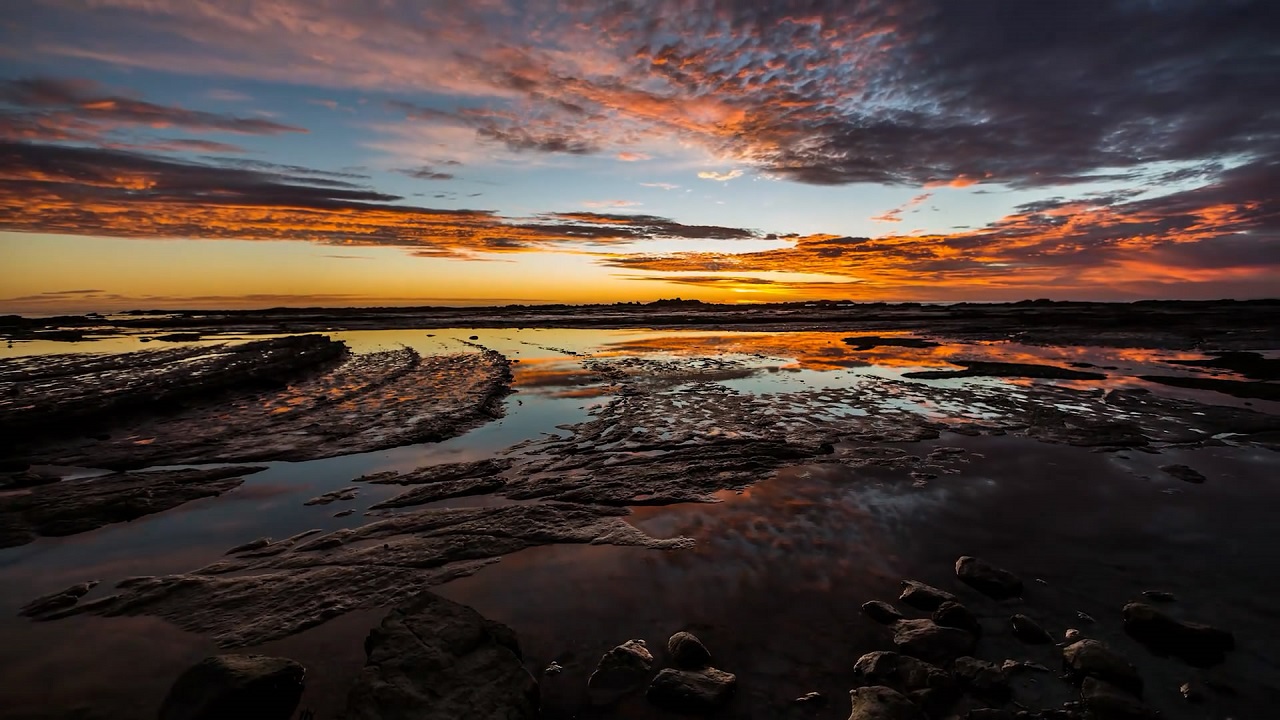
xmin=1080 ymin=677 xmax=1154 ymax=719
xmin=1064 ymin=629 xmax=1081 ymax=642
xmin=899 ymin=580 xmax=958 ymax=611
xmin=1011 ymin=614 xmax=1052 ymax=644
xmin=904 ymin=361 xmax=1105 ymax=381
xmin=0 ymin=466 xmax=264 ymax=549
xmin=846 ymin=686 xmax=926 ymax=720
xmin=333 ymin=509 xmax=354 ymax=518
xmin=1122 ymin=602 xmax=1234 ymax=666
xmin=891 ymin=619 xmax=977 ymax=665
xmin=225 ymin=538 xmax=270 ymax=555
xmin=862 ymin=600 xmax=904 ymax=625
xmin=953 ymin=656 xmax=1008 ymax=696
xmin=1139 ymin=590 xmax=1176 ymax=602
xmin=955 ymin=556 xmax=1023 ymax=599
xmin=344 ymin=592 xmax=537 ymax=720
xmin=20 ymin=580 xmax=99 ymax=617
xmin=843 ymin=336 xmax=939 ymax=351
xmin=1076 ymin=611 xmax=1096 ymax=623
xmin=544 ymin=662 xmax=563 ymax=676
xmin=667 ymin=631 xmax=712 ymax=669
xmin=852 ymin=651 xmax=956 ymax=699
xmin=933 ymin=601 xmax=982 ymax=637
xmin=303 ymin=487 xmax=358 ymax=505
xmin=588 ymin=639 xmax=654 ymax=705
xmin=1160 ymin=464 xmax=1206 ymax=483
xmin=159 ymin=654 xmax=305 ymax=720
xmin=646 ymin=667 xmax=736 ymax=713
xmin=793 ymin=691 xmax=826 ymax=708
xmin=1179 ymin=680 xmax=1205 ymax=703
xmin=1062 ymin=640 xmax=1142 ymax=696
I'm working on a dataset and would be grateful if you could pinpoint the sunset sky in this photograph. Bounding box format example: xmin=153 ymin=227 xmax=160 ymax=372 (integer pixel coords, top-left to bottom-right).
xmin=1 ymin=0 xmax=1277 ymax=313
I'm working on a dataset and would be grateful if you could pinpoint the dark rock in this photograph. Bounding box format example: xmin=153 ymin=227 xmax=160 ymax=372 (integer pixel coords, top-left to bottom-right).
xmin=1139 ymin=590 xmax=1176 ymax=602
xmin=892 ymin=619 xmax=977 ymax=665
xmin=303 ymin=486 xmax=358 ymax=506
xmin=955 ymin=556 xmax=1023 ymax=599
xmin=852 ymin=651 xmax=956 ymax=698
xmin=667 ymin=631 xmax=712 ymax=669
xmin=899 ymin=580 xmax=958 ymax=611
xmin=646 ymin=667 xmax=736 ymax=713
xmin=225 ymin=538 xmax=271 ymax=555
xmin=159 ymin=654 xmax=305 ymax=720
xmin=1179 ymin=681 xmax=1205 ymax=703
xmin=904 ymin=361 xmax=1105 ymax=381
xmin=933 ymin=601 xmax=982 ymax=637
xmin=953 ymin=656 xmax=1009 ymax=696
xmin=333 ymin=509 xmax=355 ymax=518
xmin=1064 ymin=629 xmax=1082 ymax=642
xmin=343 ymin=592 xmax=537 ymax=720
xmin=20 ymin=580 xmax=99 ymax=617
xmin=1010 ymin=614 xmax=1053 ymax=644
xmin=1080 ymin=677 xmax=1154 ymax=719
xmin=588 ymin=639 xmax=654 ymax=705
xmin=1122 ymin=602 xmax=1234 ymax=666
xmin=1062 ymin=640 xmax=1142 ymax=696
xmin=793 ymin=691 xmax=826 ymax=708
xmin=862 ymin=600 xmax=904 ymax=625
xmin=843 ymin=336 xmax=939 ymax=351
xmin=846 ymin=686 xmax=927 ymax=720
xmin=1160 ymin=464 xmax=1206 ymax=483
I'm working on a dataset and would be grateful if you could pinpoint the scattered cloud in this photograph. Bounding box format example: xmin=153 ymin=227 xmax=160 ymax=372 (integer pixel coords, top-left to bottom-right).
xmin=582 ymin=199 xmax=640 ymax=208
xmin=641 ymin=182 xmax=679 ymax=190
xmin=697 ymin=169 xmax=743 ymax=182
xmin=871 ymin=193 xmax=933 ymax=223
xmin=396 ymin=165 xmax=455 ymax=181
xmin=617 ymin=151 xmax=650 ymax=162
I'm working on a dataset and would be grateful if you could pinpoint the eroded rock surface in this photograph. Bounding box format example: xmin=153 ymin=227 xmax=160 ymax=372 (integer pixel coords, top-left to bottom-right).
xmin=343 ymin=592 xmax=538 ymax=720
xmin=0 ymin=466 xmax=264 ymax=549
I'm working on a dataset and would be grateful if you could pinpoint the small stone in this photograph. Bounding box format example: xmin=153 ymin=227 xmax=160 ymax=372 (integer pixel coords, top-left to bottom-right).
xmin=847 ymin=686 xmax=927 ymax=720
xmin=793 ymin=691 xmax=826 ymax=708
xmin=646 ymin=667 xmax=736 ymax=713
xmin=333 ymin=509 xmax=355 ymax=518
xmin=1179 ymin=681 xmax=1204 ymax=703
xmin=1062 ymin=640 xmax=1143 ymax=696
xmin=1011 ymin=614 xmax=1053 ymax=644
xmin=955 ymin=556 xmax=1024 ymax=599
xmin=899 ymin=580 xmax=958 ymax=611
xmin=892 ymin=619 xmax=977 ymax=665
xmin=588 ymin=639 xmax=654 ymax=706
xmin=862 ymin=600 xmax=904 ymax=625
xmin=666 ymin=631 xmax=712 ymax=669
xmin=1064 ymin=629 xmax=1081 ymax=642
xmin=544 ymin=662 xmax=563 ymax=676
xmin=1076 ymin=611 xmax=1096 ymax=624
xmin=933 ymin=601 xmax=982 ymax=636
xmin=159 ymin=654 xmax=305 ymax=720
xmin=1122 ymin=602 xmax=1234 ymax=666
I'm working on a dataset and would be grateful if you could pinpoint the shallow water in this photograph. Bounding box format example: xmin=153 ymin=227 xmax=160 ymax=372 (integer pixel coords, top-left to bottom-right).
xmin=1 ymin=328 xmax=1277 ymax=719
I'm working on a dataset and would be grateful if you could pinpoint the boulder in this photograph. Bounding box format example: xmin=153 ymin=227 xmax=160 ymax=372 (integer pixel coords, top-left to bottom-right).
xmin=847 ymin=686 xmax=927 ymax=720
xmin=1010 ymin=614 xmax=1053 ymax=644
xmin=1122 ymin=602 xmax=1234 ymax=666
xmin=1081 ymin=677 xmax=1155 ymax=719
xmin=933 ymin=601 xmax=981 ymax=637
xmin=853 ymin=651 xmax=955 ymax=697
xmin=899 ymin=580 xmax=958 ymax=611
xmin=892 ymin=619 xmax=977 ymax=665
xmin=646 ymin=667 xmax=736 ymax=713
xmin=667 ymin=631 xmax=712 ymax=669
xmin=588 ymin=639 xmax=654 ymax=705
xmin=1062 ymin=640 xmax=1142 ymax=696
xmin=343 ymin=592 xmax=538 ymax=720
xmin=159 ymin=654 xmax=305 ymax=720
xmin=953 ymin=657 xmax=1008 ymax=696
xmin=955 ymin=557 xmax=1023 ymax=599
xmin=863 ymin=600 xmax=904 ymax=625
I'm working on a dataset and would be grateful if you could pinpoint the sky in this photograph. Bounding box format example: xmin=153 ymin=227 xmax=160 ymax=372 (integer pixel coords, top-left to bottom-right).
xmin=0 ymin=0 xmax=1277 ymax=313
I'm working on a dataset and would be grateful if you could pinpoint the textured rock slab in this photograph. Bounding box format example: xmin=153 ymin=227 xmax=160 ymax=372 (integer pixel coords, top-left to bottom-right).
xmin=846 ymin=685 xmax=926 ymax=720
xmin=646 ymin=667 xmax=736 ymax=713
xmin=1062 ymin=640 xmax=1142 ymax=696
xmin=159 ymin=654 xmax=304 ymax=720
xmin=898 ymin=581 xmax=958 ymax=611
xmin=344 ymin=592 xmax=538 ymax=720
xmin=891 ymin=619 xmax=977 ymax=664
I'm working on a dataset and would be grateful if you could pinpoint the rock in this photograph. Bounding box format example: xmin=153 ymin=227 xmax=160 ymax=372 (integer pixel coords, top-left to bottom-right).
xmin=862 ymin=600 xmax=904 ymax=625
xmin=899 ymin=580 xmax=958 ymax=611
xmin=1139 ymin=590 xmax=1176 ymax=602
xmin=1080 ymin=677 xmax=1154 ymax=719
xmin=1076 ymin=611 xmax=1096 ymax=623
xmin=1179 ymin=680 xmax=1204 ymax=703
xmin=303 ymin=486 xmax=358 ymax=506
xmin=20 ymin=580 xmax=99 ymax=617
xmin=1064 ymin=629 xmax=1081 ymax=642
xmin=667 ymin=631 xmax=712 ymax=669
xmin=1122 ymin=602 xmax=1234 ymax=666
xmin=1062 ymin=640 xmax=1142 ymax=696
xmin=852 ymin=651 xmax=956 ymax=698
xmin=891 ymin=619 xmax=977 ymax=665
xmin=933 ymin=601 xmax=982 ymax=636
xmin=1002 ymin=660 xmax=1051 ymax=674
xmin=846 ymin=686 xmax=927 ymax=720
xmin=545 ymin=662 xmax=563 ymax=676
xmin=1010 ymin=614 xmax=1053 ymax=644
xmin=225 ymin=538 xmax=271 ymax=555
xmin=1160 ymin=464 xmax=1206 ymax=483
xmin=955 ymin=556 xmax=1023 ymax=599
xmin=159 ymin=654 xmax=305 ymax=720
xmin=588 ymin=639 xmax=654 ymax=705
xmin=793 ymin=691 xmax=826 ymax=708
xmin=953 ymin=656 xmax=1009 ymax=696
xmin=646 ymin=667 xmax=736 ymax=713
xmin=344 ymin=592 xmax=537 ymax=720
xmin=333 ymin=509 xmax=355 ymax=518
